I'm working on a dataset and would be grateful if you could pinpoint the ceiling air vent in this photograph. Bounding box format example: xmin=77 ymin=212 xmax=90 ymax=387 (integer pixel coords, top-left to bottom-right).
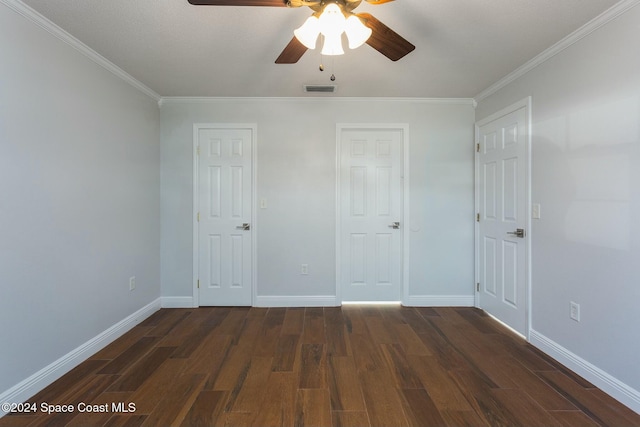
xmin=304 ymin=85 xmax=337 ymax=93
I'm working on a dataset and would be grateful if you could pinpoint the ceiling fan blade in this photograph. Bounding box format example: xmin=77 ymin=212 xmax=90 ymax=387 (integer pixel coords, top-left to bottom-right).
xmin=275 ymin=37 xmax=308 ymax=63
xmin=188 ymin=0 xmax=287 ymax=6
xmin=357 ymin=13 xmax=415 ymax=61
xmin=364 ymin=0 xmax=395 ymax=4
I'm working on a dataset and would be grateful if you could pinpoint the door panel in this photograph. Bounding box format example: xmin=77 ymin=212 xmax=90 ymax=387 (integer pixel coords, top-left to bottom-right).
xmin=198 ymin=127 xmax=253 ymax=306
xmin=477 ymin=107 xmax=527 ymax=335
xmin=340 ymin=128 xmax=403 ymax=302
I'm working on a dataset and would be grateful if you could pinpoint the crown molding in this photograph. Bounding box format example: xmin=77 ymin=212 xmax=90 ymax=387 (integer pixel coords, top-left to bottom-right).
xmin=474 ymin=0 xmax=640 ymax=102
xmin=159 ymin=96 xmax=476 ymax=107
xmin=1 ymin=0 xmax=161 ymax=103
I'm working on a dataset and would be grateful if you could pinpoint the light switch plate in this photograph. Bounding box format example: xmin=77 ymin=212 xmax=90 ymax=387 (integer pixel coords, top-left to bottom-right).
xmin=532 ymin=203 xmax=541 ymax=219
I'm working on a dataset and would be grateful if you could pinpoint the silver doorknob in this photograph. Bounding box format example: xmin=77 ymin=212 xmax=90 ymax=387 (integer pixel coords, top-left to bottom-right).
xmin=389 ymin=222 xmax=400 ymax=229
xmin=507 ymin=228 xmax=525 ymax=238
xmin=236 ymin=223 xmax=250 ymax=231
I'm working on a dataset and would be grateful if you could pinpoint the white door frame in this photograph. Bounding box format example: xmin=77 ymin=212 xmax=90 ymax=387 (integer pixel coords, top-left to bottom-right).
xmin=335 ymin=123 xmax=411 ymax=304
xmin=192 ymin=123 xmax=258 ymax=307
xmin=474 ymin=97 xmax=532 ymax=339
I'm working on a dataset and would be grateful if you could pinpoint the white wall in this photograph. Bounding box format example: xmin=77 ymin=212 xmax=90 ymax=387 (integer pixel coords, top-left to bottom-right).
xmin=160 ymin=98 xmax=475 ymax=305
xmin=476 ymin=4 xmax=640 ymax=407
xmin=0 ymin=3 xmax=160 ymax=396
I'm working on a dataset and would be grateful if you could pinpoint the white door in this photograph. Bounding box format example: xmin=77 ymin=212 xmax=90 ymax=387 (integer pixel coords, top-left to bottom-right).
xmin=339 ymin=128 xmax=404 ymax=302
xmin=197 ymin=127 xmax=253 ymax=306
xmin=477 ymin=104 xmax=529 ymax=335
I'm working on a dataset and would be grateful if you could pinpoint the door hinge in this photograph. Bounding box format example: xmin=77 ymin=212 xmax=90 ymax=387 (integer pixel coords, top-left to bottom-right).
xmin=476 ymin=213 xmax=480 ymax=222
xmin=197 ymin=212 xmax=200 ymax=222
xmin=476 ymin=142 xmax=480 ymax=153
xmin=476 ymin=282 xmax=480 ymax=292
xmin=196 ymin=146 xmax=200 ymax=156
xmin=197 ymin=279 xmax=200 ymax=289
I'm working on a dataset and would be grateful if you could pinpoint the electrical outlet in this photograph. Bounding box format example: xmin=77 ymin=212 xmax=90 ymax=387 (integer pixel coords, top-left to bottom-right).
xmin=301 ymin=264 xmax=309 ymax=275
xmin=570 ymin=301 xmax=580 ymax=321
xmin=129 ymin=276 xmax=136 ymax=291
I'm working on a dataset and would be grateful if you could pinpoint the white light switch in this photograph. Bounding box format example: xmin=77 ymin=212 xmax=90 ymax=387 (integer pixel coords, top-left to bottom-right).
xmin=260 ymin=198 xmax=267 ymax=209
xmin=532 ymin=203 xmax=541 ymax=219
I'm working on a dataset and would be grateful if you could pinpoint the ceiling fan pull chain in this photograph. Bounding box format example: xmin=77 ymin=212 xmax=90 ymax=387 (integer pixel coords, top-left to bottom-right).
xmin=330 ymin=55 xmax=336 ymax=81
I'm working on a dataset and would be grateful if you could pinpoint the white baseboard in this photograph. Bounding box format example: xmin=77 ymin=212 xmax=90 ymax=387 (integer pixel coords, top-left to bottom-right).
xmin=529 ymin=329 xmax=640 ymax=415
xmin=254 ymin=295 xmax=339 ymax=307
xmin=404 ymin=294 xmax=475 ymax=307
xmin=161 ymin=296 xmax=195 ymax=308
xmin=0 ymin=298 xmax=161 ymax=417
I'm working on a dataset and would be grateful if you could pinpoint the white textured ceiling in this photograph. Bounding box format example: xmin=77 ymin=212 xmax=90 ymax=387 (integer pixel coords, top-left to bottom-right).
xmin=19 ymin=0 xmax=620 ymax=97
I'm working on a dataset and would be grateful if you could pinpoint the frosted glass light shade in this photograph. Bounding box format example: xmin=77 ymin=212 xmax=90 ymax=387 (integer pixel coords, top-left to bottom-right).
xmin=318 ymin=3 xmax=346 ymax=36
xmin=321 ymin=33 xmax=344 ymax=55
xmin=294 ymin=16 xmax=320 ymax=49
xmin=345 ymin=15 xmax=372 ymax=49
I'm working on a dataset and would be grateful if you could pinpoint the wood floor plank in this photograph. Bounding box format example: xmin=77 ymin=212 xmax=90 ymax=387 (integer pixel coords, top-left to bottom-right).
xmin=295 ymin=388 xmax=331 ymax=427
xmin=144 ymin=310 xmax=191 ymax=338
xmin=538 ymin=370 xmax=640 ymax=427
xmin=417 ymin=327 xmax=469 ymax=371
xmin=29 ymin=359 xmax=109 ymax=404
xmin=490 ymin=388 xmax=564 ymax=427
xmin=402 ymin=388 xmax=447 ymax=427
xmin=229 ymin=357 xmax=272 ymax=412
xmin=498 ymin=356 xmax=577 ymax=410
xmin=281 ymin=307 xmax=305 ymax=335
xmin=90 ymin=325 xmax=155 ymax=360
xmin=325 ymin=307 xmax=350 ymax=357
xmin=107 ymin=346 xmax=176 ymax=392
xmin=97 ymin=337 xmax=159 ymax=375
xmin=65 ymin=391 xmax=133 ymax=427
xmin=440 ymin=410 xmax=490 ymax=427
xmin=364 ymin=316 xmax=398 ymax=344
xmin=349 ymin=333 xmax=385 ymax=373
xmin=341 ymin=306 xmax=368 ymax=335
xmin=549 ymin=410 xmax=601 ymax=427
xmin=252 ymin=308 xmax=286 ymax=357
xmin=358 ymin=369 xmax=409 ymax=427
xmin=271 ymin=334 xmax=300 ymax=372
xmin=393 ymin=323 xmax=432 ymax=356
xmin=218 ymin=412 xmax=254 ymax=427
xmin=408 ymin=355 xmax=473 ymax=412
xmin=380 ymin=343 xmax=423 ymax=389
xmin=327 ymin=356 xmax=366 ymax=411
xmin=299 ymin=343 xmax=326 ymax=389
xmin=0 ymin=414 xmax=37 ymax=427
xmin=181 ymin=333 xmax=233 ymax=376
xmin=29 ymin=374 xmax=117 ymax=427
xmin=301 ymin=307 xmax=325 ymax=344
xmin=127 ymin=359 xmax=188 ymax=414
xmin=139 ymin=373 xmax=206 ymax=427
xmin=468 ymin=388 xmax=522 ymax=427
xmin=179 ymin=391 xmax=227 ymax=427
xmin=102 ymin=414 xmax=147 ymax=427
xmin=429 ymin=317 xmax=519 ymax=389
xmin=235 ymin=313 xmax=266 ymax=349
xmin=137 ymin=308 xmax=178 ymax=327
xmin=209 ymin=343 xmax=252 ymax=391
xmin=251 ymin=372 xmax=296 ymax=427
xmin=214 ymin=308 xmax=248 ymax=338
xmin=331 ymin=411 xmax=371 ymax=427
xmin=414 ymin=306 xmax=441 ymax=318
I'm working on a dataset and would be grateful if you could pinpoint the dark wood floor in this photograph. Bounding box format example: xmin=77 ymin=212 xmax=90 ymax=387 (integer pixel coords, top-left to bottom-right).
xmin=2 ymin=306 xmax=639 ymax=427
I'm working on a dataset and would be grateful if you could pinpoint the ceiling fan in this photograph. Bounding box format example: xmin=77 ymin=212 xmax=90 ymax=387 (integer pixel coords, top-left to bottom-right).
xmin=187 ymin=0 xmax=415 ymax=64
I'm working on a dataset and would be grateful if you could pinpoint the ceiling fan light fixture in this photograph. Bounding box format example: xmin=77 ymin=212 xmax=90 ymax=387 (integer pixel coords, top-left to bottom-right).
xmin=344 ymin=15 xmax=372 ymax=49
xmin=294 ymin=15 xmax=320 ymax=49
